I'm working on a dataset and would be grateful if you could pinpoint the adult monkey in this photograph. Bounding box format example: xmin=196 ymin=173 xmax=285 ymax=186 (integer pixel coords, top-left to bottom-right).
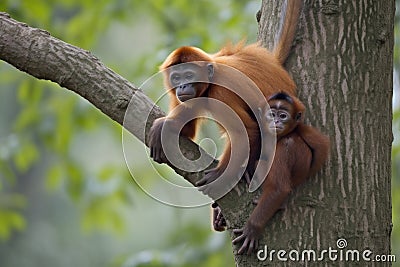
xmin=149 ymin=0 xmax=303 ymax=188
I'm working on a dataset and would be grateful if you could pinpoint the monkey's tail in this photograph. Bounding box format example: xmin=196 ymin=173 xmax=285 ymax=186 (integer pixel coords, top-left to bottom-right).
xmin=273 ymin=0 xmax=303 ymax=65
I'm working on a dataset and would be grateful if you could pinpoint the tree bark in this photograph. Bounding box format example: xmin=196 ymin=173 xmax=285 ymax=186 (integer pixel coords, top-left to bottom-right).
xmin=0 ymin=0 xmax=395 ymax=264
xmin=239 ymin=0 xmax=394 ymax=266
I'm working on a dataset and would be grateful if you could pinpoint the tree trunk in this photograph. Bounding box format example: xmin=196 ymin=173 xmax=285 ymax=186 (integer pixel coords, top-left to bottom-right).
xmin=234 ymin=0 xmax=394 ymax=266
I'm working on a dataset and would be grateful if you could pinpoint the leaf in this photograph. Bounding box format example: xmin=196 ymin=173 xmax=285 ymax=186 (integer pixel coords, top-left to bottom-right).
xmin=13 ymin=141 xmax=39 ymax=172
xmin=45 ymin=164 xmax=64 ymax=190
xmin=66 ymin=163 xmax=84 ymax=201
xmin=14 ymin=107 xmax=39 ymax=131
xmin=98 ymin=166 xmax=118 ymax=181
xmin=17 ymin=79 xmax=44 ymax=105
xmin=0 ymin=210 xmax=26 ymax=241
xmin=21 ymin=0 xmax=51 ymax=25
xmin=17 ymin=80 xmax=30 ymax=104
xmin=0 ymin=160 xmax=16 ymax=184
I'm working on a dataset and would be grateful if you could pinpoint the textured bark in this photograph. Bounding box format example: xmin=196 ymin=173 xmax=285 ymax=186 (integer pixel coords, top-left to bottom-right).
xmin=231 ymin=0 xmax=394 ymax=266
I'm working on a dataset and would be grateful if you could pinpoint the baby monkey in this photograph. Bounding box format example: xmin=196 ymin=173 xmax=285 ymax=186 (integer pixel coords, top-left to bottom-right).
xmin=214 ymin=93 xmax=330 ymax=255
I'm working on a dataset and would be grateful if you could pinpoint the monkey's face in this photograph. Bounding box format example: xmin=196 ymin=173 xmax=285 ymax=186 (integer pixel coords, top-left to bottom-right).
xmin=265 ymin=99 xmax=300 ymax=137
xmin=169 ymin=63 xmax=214 ymax=102
xmin=265 ymin=108 xmax=292 ymax=135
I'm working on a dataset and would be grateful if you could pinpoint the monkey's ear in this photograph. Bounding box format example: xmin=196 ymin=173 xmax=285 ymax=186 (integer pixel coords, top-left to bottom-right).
xmin=295 ymin=112 xmax=303 ymax=122
xmin=207 ymin=63 xmax=214 ymax=80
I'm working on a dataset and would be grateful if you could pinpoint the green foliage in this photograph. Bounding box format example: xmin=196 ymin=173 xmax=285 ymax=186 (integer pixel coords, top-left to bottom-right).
xmin=391 ymin=0 xmax=400 ymax=257
xmin=46 ymin=164 xmax=64 ymax=190
xmin=0 ymin=0 xmax=130 ymax=242
xmin=81 ymin=167 xmax=133 ymax=234
xmin=13 ymin=139 xmax=39 ymax=172
xmin=0 ymin=193 xmax=26 ymax=241
xmin=116 ymin=224 xmax=235 ymax=267
xmin=394 ymin=0 xmax=399 ymax=70
xmin=0 ymin=209 xmax=26 ymax=240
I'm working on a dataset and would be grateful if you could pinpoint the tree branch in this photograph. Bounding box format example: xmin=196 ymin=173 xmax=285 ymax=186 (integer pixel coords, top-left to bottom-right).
xmin=0 ymin=12 xmax=216 ymax=185
xmin=0 ymin=12 xmax=255 ymax=263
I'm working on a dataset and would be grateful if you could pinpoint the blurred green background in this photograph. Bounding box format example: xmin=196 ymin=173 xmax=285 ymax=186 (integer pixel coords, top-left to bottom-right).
xmin=0 ymin=1 xmax=399 ymax=266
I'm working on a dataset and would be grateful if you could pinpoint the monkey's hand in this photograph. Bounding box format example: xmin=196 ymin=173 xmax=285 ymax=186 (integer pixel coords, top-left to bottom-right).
xmin=148 ymin=117 xmax=168 ymax=164
xmin=196 ymin=168 xmax=221 ymax=199
xmin=232 ymin=221 xmax=261 ymax=255
xmin=195 ymin=166 xmax=222 ymax=187
xmin=198 ymin=164 xmax=248 ymax=199
xmin=212 ymin=203 xmax=227 ymax=231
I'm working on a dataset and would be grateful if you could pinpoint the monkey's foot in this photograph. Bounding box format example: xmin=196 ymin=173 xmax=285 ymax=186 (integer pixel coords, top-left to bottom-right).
xmin=232 ymin=222 xmax=261 ymax=255
xmin=212 ymin=203 xmax=227 ymax=232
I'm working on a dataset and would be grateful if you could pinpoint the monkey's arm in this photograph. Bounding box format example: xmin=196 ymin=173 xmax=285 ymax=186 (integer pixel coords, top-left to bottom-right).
xmin=148 ymin=117 xmax=168 ymax=163
xmin=297 ymin=124 xmax=330 ymax=175
xmin=197 ymin=127 xmax=259 ymax=198
xmin=167 ymin=91 xmax=200 ymax=140
xmin=148 ymin=105 xmax=199 ymax=163
xmin=232 ymin=146 xmax=292 ymax=255
xmin=197 ymin=106 xmax=258 ymax=191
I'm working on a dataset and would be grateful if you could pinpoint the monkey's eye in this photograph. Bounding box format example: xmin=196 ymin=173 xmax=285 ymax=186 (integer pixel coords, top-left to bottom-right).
xmin=278 ymin=112 xmax=290 ymax=121
xmin=171 ymin=74 xmax=181 ymax=85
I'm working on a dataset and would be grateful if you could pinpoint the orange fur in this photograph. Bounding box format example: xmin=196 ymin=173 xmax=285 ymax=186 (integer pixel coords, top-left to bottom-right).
xmin=159 ymin=44 xmax=297 ymax=180
xmin=149 ymin=0 xmax=302 ymax=185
